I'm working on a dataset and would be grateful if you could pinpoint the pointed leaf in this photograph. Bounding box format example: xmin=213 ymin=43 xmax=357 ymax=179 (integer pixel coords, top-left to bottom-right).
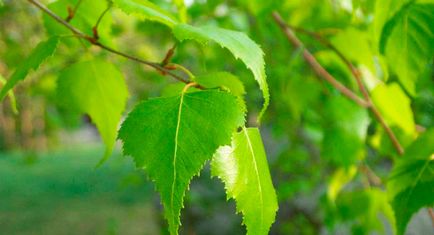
xmin=118 ymin=90 xmax=244 ymax=235
xmin=387 ymin=129 xmax=434 ymax=235
xmin=0 ymin=37 xmax=58 ymax=101
xmin=211 ymin=128 xmax=278 ymax=235
xmin=57 ymin=59 xmax=128 ymax=163
xmin=173 ymin=24 xmax=269 ymax=120
xmin=112 ymin=0 xmax=179 ymax=28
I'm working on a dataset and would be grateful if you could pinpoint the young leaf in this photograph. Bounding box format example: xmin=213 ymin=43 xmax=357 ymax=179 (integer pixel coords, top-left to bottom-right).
xmin=211 ymin=127 xmax=278 ymax=235
xmin=57 ymin=59 xmax=128 ymax=163
xmin=387 ymin=129 xmax=434 ymax=235
xmin=380 ymin=3 xmax=434 ymax=95
xmin=0 ymin=37 xmax=58 ymax=101
xmin=173 ymin=24 xmax=269 ymax=121
xmin=118 ymin=90 xmax=245 ymax=235
xmin=112 ymin=0 xmax=179 ymax=28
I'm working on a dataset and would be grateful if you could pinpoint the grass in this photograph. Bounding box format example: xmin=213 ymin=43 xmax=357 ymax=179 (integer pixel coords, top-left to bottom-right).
xmin=0 ymin=146 xmax=160 ymax=235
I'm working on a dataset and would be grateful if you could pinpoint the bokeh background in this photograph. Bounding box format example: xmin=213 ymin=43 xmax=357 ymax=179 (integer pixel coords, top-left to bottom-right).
xmin=0 ymin=0 xmax=433 ymax=234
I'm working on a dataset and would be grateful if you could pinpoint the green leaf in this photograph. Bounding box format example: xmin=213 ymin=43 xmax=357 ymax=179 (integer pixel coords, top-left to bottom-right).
xmin=211 ymin=127 xmax=278 ymax=235
xmin=380 ymin=3 xmax=434 ymax=95
xmin=43 ymin=0 xmax=113 ymax=46
xmin=57 ymin=59 xmax=128 ymax=163
xmin=118 ymin=90 xmax=244 ymax=235
xmin=173 ymin=24 xmax=269 ymax=121
xmin=194 ymin=72 xmax=247 ymax=113
xmin=387 ymin=129 xmax=434 ymax=235
xmin=371 ymin=83 xmax=415 ymax=136
xmin=0 ymin=74 xmax=18 ymax=114
xmin=322 ymin=96 xmax=370 ymax=167
xmin=0 ymin=37 xmax=59 ymax=101
xmin=112 ymin=0 xmax=179 ymax=28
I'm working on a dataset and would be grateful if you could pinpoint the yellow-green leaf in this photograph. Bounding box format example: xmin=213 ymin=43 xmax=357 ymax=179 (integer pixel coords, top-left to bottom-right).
xmin=371 ymin=83 xmax=415 ymax=136
xmin=211 ymin=127 xmax=278 ymax=235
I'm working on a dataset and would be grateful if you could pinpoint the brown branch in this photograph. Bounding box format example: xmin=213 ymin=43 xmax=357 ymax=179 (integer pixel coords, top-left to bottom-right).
xmin=272 ymin=12 xmax=369 ymax=108
xmin=27 ymin=0 xmax=203 ymax=89
xmin=296 ymin=24 xmax=404 ymax=156
xmin=272 ymin=11 xmax=404 ymax=155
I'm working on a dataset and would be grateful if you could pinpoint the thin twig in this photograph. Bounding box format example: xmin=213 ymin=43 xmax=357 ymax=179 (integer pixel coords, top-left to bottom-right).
xmin=272 ymin=11 xmax=404 ymax=155
xmin=294 ymin=22 xmax=404 ymax=155
xmin=292 ymin=26 xmax=404 ymax=155
xmin=92 ymin=2 xmax=113 ymax=39
xmin=172 ymin=64 xmax=195 ymax=80
xmin=272 ymin=12 xmax=369 ymax=108
xmin=27 ymin=0 xmax=202 ymax=88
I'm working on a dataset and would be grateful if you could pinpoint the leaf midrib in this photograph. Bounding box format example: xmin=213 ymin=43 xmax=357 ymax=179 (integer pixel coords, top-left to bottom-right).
xmin=170 ymin=92 xmax=185 ymax=230
xmin=243 ymin=127 xmax=264 ymax=232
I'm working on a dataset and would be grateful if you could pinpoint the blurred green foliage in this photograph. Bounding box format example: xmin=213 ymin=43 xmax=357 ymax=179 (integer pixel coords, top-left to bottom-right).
xmin=0 ymin=0 xmax=433 ymax=234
